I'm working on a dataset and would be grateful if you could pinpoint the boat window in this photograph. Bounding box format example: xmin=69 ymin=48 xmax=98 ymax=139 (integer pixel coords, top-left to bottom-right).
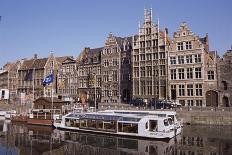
xmin=87 ymin=120 xmax=97 ymax=128
xmin=145 ymin=122 xmax=148 ymax=129
xmin=168 ymin=115 xmax=175 ymax=122
xmin=98 ymin=120 xmax=104 ymax=129
xmin=149 ymin=120 xmax=157 ymax=132
xmin=164 ymin=119 xmax=169 ymax=126
xmin=80 ymin=120 xmax=87 ymax=127
xmin=118 ymin=122 xmax=138 ymax=133
xmin=103 ymin=121 xmax=116 ymax=131
xmin=84 ymin=114 xmax=121 ymax=121
xmin=168 ymin=118 xmax=173 ymax=125
xmin=120 ymin=117 xmax=141 ymax=122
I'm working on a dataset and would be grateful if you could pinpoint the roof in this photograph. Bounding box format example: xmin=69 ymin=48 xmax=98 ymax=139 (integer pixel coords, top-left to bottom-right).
xmin=56 ymin=56 xmax=73 ymax=64
xmin=77 ymin=47 xmax=103 ymax=65
xmin=19 ymin=58 xmax=48 ymax=70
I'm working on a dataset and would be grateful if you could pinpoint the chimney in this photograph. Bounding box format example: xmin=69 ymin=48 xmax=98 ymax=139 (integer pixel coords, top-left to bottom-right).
xmin=165 ymin=28 xmax=169 ymax=35
xmin=34 ymin=54 xmax=38 ymax=59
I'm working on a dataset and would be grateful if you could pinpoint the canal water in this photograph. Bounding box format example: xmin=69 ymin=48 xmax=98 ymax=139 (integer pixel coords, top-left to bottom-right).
xmin=0 ymin=120 xmax=231 ymax=155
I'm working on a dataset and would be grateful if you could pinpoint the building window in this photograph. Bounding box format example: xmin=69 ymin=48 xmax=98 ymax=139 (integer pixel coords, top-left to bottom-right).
xmin=187 ymin=100 xmax=194 ymax=106
xmin=170 ymin=57 xmax=176 ymax=64
xmin=160 ymin=66 xmax=166 ymax=76
xmin=134 ymin=55 xmax=139 ymax=61
xmin=140 ymin=67 xmax=145 ymax=77
xmin=141 ymin=81 xmax=145 ymax=95
xmin=186 ymin=41 xmax=192 ymax=50
xmin=140 ymin=54 xmax=145 ymax=61
xmin=160 ymin=52 xmax=165 ymax=59
xmin=147 ymin=66 xmax=152 ymax=77
xmin=171 ymin=69 xmax=176 ymax=80
xmin=112 ymin=70 xmax=118 ymax=81
xmin=196 ymin=100 xmax=202 ymax=106
xmin=146 ymin=54 xmax=152 ymax=60
xmin=177 ymin=42 xmax=184 ymax=51
xmin=187 ymin=84 xmax=193 ymax=96
xmin=97 ymin=78 xmax=101 ymax=87
xmin=208 ymin=71 xmax=214 ymax=80
xmin=134 ymin=82 xmax=139 ymax=95
xmin=195 ymin=67 xmax=202 ymax=79
xmin=113 ymin=59 xmax=118 ymax=66
xmin=178 ymin=68 xmax=185 ymax=79
xmin=179 ymin=85 xmax=185 ymax=96
xmin=147 ymin=81 xmax=152 ymax=95
xmin=134 ymin=67 xmax=139 ymax=77
xmin=221 ymin=81 xmax=228 ymax=90
xmin=195 ymin=54 xmax=201 ymax=63
xmin=178 ymin=56 xmax=184 ymax=64
xmin=196 ymin=84 xmax=203 ymax=96
xmin=187 ymin=68 xmax=193 ymax=79
xmin=153 ymin=53 xmax=158 ymax=59
xmin=186 ymin=55 xmax=193 ymax=63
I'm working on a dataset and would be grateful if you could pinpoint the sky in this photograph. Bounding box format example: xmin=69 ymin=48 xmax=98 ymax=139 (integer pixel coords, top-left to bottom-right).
xmin=0 ymin=0 xmax=232 ymax=67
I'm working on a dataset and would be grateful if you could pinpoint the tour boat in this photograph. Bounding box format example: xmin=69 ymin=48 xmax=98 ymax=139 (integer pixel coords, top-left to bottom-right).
xmin=100 ymin=110 xmax=183 ymax=128
xmin=55 ymin=111 xmax=182 ymax=139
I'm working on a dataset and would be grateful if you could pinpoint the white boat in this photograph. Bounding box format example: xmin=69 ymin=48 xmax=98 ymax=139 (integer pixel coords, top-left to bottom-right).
xmin=100 ymin=110 xmax=183 ymax=128
xmin=55 ymin=110 xmax=182 ymax=139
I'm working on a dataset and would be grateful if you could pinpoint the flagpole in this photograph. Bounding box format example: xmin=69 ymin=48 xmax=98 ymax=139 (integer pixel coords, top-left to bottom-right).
xmin=32 ymin=68 xmax=35 ymax=108
xmin=94 ymin=73 xmax=97 ymax=112
xmin=52 ymin=60 xmax=54 ymax=117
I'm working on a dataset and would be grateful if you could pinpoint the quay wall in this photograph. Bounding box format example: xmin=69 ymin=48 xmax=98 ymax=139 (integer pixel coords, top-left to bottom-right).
xmin=177 ymin=110 xmax=232 ymax=126
xmin=1 ymin=102 xmax=232 ymax=126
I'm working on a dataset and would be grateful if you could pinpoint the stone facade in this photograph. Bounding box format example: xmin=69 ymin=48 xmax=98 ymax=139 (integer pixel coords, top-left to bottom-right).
xmin=18 ymin=54 xmax=48 ymax=100
xmin=100 ymin=32 xmax=132 ymax=107
xmin=57 ymin=57 xmax=78 ymax=101
xmin=44 ymin=53 xmax=72 ymax=98
xmin=168 ymin=22 xmax=218 ymax=107
xmin=132 ymin=9 xmax=169 ymax=102
xmin=77 ymin=47 xmax=102 ymax=107
xmin=218 ymin=48 xmax=232 ymax=107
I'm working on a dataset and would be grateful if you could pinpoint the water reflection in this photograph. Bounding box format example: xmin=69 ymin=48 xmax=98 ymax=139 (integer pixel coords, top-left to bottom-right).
xmin=0 ymin=120 xmax=232 ymax=155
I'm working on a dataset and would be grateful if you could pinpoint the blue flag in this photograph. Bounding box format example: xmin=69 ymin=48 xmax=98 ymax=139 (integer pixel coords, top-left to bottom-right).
xmin=42 ymin=73 xmax=54 ymax=86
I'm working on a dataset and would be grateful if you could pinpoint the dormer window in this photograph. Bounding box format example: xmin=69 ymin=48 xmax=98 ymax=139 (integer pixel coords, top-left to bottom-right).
xmin=182 ymin=32 xmax=186 ymax=36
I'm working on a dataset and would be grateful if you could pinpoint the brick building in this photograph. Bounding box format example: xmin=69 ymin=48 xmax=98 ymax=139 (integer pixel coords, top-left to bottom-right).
xmin=168 ymin=22 xmax=218 ymax=107
xmin=100 ymin=32 xmax=132 ymax=107
xmin=77 ymin=47 xmax=102 ymax=106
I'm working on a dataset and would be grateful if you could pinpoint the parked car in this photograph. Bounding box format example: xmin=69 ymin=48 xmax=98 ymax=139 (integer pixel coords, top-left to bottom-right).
xmin=129 ymin=98 xmax=145 ymax=107
xmin=149 ymin=99 xmax=179 ymax=109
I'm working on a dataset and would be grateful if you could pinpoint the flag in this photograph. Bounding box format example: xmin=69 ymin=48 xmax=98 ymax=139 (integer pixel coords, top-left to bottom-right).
xmin=24 ymin=69 xmax=33 ymax=81
xmin=42 ymin=73 xmax=54 ymax=86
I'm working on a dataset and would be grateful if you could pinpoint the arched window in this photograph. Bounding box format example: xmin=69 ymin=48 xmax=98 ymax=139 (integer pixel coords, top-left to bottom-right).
xmin=221 ymin=81 xmax=228 ymax=90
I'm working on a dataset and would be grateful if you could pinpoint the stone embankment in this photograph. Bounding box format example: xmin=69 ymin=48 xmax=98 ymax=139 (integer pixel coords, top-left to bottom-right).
xmin=1 ymin=102 xmax=232 ymax=126
xmin=177 ymin=109 xmax=232 ymax=126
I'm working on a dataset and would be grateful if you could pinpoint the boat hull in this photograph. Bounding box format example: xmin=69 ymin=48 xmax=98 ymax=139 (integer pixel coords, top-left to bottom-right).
xmin=27 ymin=118 xmax=53 ymax=126
xmin=55 ymin=123 xmax=181 ymax=139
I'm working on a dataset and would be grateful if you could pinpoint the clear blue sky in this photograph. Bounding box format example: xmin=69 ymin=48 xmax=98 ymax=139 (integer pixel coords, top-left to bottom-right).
xmin=0 ymin=0 xmax=231 ymax=67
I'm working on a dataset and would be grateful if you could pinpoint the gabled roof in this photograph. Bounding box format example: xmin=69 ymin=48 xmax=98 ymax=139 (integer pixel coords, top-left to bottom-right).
xmin=56 ymin=56 xmax=73 ymax=64
xmin=19 ymin=58 xmax=48 ymax=70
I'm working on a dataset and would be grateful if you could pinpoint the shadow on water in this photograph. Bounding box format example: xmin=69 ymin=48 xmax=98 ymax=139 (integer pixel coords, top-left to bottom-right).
xmin=0 ymin=120 xmax=232 ymax=155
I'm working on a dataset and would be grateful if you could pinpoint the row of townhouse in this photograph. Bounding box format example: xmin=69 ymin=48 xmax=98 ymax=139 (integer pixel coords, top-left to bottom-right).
xmin=1 ymin=9 xmax=232 ymax=107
